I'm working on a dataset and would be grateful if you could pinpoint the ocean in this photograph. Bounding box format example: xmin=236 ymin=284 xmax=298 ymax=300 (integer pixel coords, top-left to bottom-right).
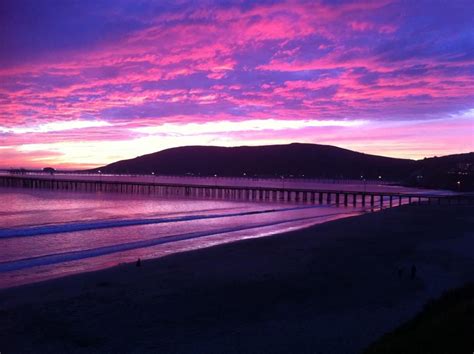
xmin=0 ymin=186 xmax=367 ymax=288
xmin=0 ymin=177 xmax=454 ymax=288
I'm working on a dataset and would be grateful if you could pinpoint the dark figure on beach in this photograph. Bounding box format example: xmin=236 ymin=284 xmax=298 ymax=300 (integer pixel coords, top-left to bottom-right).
xmin=411 ymin=265 xmax=416 ymax=279
xmin=398 ymin=267 xmax=404 ymax=278
xmin=136 ymin=258 xmax=141 ymax=267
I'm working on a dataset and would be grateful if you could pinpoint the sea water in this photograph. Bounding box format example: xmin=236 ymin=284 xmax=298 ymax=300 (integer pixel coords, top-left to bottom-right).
xmin=0 ymin=179 xmax=454 ymax=288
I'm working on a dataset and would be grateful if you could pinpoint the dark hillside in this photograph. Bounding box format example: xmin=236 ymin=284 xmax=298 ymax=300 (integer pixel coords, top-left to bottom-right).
xmin=88 ymin=143 xmax=473 ymax=190
xmin=89 ymin=143 xmax=415 ymax=180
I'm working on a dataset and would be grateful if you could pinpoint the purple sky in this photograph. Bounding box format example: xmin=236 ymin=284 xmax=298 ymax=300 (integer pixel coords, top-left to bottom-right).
xmin=0 ymin=0 xmax=473 ymax=168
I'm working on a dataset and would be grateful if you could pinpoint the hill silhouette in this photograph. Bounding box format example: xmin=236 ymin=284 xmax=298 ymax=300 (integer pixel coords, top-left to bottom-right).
xmin=87 ymin=143 xmax=474 ymax=190
xmin=89 ymin=143 xmax=415 ymax=180
xmin=406 ymin=152 xmax=474 ymax=190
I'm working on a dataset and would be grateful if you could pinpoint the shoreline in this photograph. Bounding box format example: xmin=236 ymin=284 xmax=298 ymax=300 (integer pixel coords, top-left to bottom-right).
xmin=1 ymin=204 xmax=473 ymax=353
xmin=0 ymin=204 xmax=364 ymax=290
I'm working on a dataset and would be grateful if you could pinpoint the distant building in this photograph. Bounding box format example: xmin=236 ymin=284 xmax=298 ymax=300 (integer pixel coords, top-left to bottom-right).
xmin=448 ymin=162 xmax=473 ymax=176
xmin=43 ymin=167 xmax=56 ymax=175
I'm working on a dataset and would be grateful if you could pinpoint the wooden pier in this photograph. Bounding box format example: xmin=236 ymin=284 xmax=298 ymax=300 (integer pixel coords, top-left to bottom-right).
xmin=0 ymin=175 xmax=472 ymax=208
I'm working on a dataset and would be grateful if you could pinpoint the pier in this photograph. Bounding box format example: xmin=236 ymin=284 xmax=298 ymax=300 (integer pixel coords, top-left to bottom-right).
xmin=1 ymin=174 xmax=472 ymax=208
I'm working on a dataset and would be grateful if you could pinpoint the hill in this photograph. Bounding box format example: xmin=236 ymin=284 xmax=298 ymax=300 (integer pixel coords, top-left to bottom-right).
xmin=87 ymin=143 xmax=474 ymax=190
xmin=405 ymin=152 xmax=474 ymax=191
xmin=88 ymin=143 xmax=415 ymax=181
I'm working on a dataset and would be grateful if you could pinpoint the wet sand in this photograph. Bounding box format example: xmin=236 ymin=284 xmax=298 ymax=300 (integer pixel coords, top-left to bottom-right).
xmin=1 ymin=204 xmax=473 ymax=354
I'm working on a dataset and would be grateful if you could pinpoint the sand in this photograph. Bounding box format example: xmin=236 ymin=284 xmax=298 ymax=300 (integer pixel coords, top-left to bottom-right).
xmin=1 ymin=204 xmax=473 ymax=354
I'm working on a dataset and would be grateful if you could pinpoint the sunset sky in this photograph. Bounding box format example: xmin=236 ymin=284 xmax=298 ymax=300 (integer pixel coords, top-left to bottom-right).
xmin=1 ymin=0 xmax=473 ymax=169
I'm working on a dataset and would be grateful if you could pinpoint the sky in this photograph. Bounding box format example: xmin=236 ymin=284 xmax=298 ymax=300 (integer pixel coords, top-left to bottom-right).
xmin=0 ymin=0 xmax=473 ymax=169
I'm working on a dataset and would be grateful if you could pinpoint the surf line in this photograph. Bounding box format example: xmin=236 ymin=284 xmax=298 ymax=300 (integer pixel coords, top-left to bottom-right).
xmin=0 ymin=204 xmax=333 ymax=239
xmin=0 ymin=211 xmax=360 ymax=272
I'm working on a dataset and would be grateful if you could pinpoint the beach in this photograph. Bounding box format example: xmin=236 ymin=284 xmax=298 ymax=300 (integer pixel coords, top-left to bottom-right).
xmin=1 ymin=204 xmax=473 ymax=353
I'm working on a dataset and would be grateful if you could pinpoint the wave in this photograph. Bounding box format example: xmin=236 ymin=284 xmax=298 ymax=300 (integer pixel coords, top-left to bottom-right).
xmin=0 ymin=211 xmax=357 ymax=272
xmin=0 ymin=205 xmax=248 ymax=234
xmin=0 ymin=205 xmax=327 ymax=239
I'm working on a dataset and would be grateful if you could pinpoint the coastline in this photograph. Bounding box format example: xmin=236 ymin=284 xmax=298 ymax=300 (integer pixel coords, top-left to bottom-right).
xmin=0 ymin=202 xmax=364 ymax=289
xmin=1 ymin=204 xmax=473 ymax=353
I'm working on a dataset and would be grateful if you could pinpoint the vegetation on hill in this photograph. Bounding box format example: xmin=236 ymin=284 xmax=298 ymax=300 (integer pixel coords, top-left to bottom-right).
xmin=364 ymin=283 xmax=474 ymax=354
xmin=405 ymin=152 xmax=474 ymax=191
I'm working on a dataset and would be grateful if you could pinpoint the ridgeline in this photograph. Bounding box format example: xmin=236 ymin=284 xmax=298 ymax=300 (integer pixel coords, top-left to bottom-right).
xmin=88 ymin=143 xmax=474 ymax=191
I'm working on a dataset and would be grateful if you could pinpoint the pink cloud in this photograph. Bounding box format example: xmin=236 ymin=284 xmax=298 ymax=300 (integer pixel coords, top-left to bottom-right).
xmin=1 ymin=0 xmax=472 ymax=167
xmin=350 ymin=21 xmax=374 ymax=31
